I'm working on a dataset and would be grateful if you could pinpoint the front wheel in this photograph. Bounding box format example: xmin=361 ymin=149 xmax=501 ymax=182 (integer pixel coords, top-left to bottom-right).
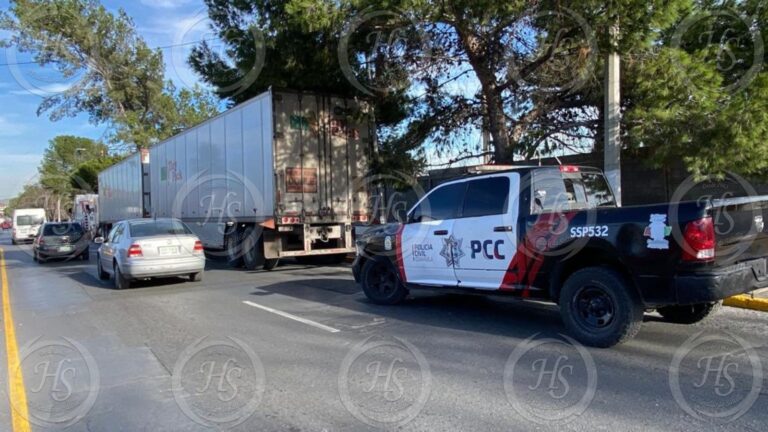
xmin=361 ymin=258 xmax=408 ymax=305
xmin=190 ymin=272 xmax=204 ymax=282
xmin=560 ymin=267 xmax=644 ymax=348
xmin=657 ymin=301 xmax=722 ymax=324
xmin=97 ymin=256 xmax=110 ymax=281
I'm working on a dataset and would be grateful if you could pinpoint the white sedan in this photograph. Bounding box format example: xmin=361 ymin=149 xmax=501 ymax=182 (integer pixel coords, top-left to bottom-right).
xmin=95 ymin=218 xmax=206 ymax=290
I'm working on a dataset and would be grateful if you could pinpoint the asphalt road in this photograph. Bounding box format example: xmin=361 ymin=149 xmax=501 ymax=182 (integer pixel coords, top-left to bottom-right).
xmin=0 ymin=230 xmax=766 ymax=432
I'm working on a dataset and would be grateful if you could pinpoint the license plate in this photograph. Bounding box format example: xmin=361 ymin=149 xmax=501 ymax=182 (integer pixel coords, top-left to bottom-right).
xmin=59 ymin=246 xmax=73 ymax=252
xmin=158 ymin=246 xmax=179 ymax=256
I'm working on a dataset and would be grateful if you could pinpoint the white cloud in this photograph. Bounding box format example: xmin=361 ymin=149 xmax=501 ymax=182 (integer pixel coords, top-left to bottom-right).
xmin=139 ymin=0 xmax=193 ymax=9
xmin=0 ymin=116 xmax=29 ymax=137
xmin=9 ymin=82 xmax=74 ymax=96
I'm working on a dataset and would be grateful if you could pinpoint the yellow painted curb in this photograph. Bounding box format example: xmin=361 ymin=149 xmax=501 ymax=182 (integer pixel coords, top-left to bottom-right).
xmin=724 ymin=295 xmax=768 ymax=312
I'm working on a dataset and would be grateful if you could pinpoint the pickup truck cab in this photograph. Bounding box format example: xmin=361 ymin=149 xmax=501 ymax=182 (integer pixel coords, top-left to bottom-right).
xmin=353 ymin=166 xmax=768 ymax=347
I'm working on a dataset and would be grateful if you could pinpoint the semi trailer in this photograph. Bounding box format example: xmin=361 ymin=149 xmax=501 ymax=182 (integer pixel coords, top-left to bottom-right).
xmin=97 ymin=149 xmax=151 ymax=235
xmin=149 ymin=89 xmax=374 ymax=270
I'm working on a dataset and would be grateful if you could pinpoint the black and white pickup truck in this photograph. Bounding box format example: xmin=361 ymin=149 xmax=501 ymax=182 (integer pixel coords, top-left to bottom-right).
xmin=353 ymin=166 xmax=768 ymax=347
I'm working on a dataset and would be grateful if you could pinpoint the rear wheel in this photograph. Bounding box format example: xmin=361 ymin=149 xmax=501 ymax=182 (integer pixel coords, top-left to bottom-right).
xmin=114 ymin=264 xmax=131 ymax=290
xmin=225 ymin=228 xmax=244 ymax=268
xmin=80 ymin=250 xmax=89 ymax=261
xmin=241 ymin=227 xmax=266 ymax=270
xmin=263 ymin=259 xmax=279 ymax=271
xmin=11 ymin=239 xmax=17 ymax=246
xmin=361 ymin=258 xmax=408 ymax=305
xmin=97 ymin=256 xmax=110 ymax=280
xmin=657 ymin=301 xmax=722 ymax=324
xmin=33 ymin=251 xmax=38 ymax=262
xmin=190 ymin=272 xmax=203 ymax=282
xmin=560 ymin=267 xmax=644 ymax=348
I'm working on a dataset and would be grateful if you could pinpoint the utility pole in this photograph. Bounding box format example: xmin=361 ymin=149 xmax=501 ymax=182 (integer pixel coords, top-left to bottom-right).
xmin=604 ymin=25 xmax=622 ymax=206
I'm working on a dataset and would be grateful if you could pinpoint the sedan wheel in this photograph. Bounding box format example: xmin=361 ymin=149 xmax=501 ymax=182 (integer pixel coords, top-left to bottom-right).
xmin=97 ymin=256 xmax=110 ymax=281
xmin=114 ymin=264 xmax=131 ymax=290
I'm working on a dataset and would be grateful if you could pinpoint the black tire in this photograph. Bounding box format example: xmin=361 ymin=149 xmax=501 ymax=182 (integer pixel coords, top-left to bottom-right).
xmin=225 ymin=229 xmax=244 ymax=268
xmin=11 ymin=239 xmax=17 ymax=246
xmin=657 ymin=301 xmax=722 ymax=324
xmin=190 ymin=272 xmax=203 ymax=282
xmin=241 ymin=227 xmax=265 ymax=270
xmin=33 ymin=251 xmax=38 ymax=262
xmin=97 ymin=256 xmax=110 ymax=281
xmin=263 ymin=258 xmax=279 ymax=271
xmin=560 ymin=267 xmax=644 ymax=348
xmin=114 ymin=264 xmax=131 ymax=290
xmin=81 ymin=250 xmax=89 ymax=261
xmin=361 ymin=258 xmax=408 ymax=305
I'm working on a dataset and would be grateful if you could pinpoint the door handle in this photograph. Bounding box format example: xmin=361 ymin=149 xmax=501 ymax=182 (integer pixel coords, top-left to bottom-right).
xmin=434 ymin=230 xmax=448 ymax=236
xmin=494 ymin=226 xmax=514 ymax=232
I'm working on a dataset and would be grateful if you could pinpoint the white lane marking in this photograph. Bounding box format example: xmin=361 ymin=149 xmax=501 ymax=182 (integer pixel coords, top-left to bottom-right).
xmin=242 ymin=300 xmax=341 ymax=333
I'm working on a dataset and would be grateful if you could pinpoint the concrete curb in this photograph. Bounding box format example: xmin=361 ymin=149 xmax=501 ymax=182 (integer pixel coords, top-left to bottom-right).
xmin=724 ymin=295 xmax=768 ymax=312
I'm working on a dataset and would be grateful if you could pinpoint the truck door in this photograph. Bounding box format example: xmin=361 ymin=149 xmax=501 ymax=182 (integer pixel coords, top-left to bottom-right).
xmin=452 ymin=175 xmax=519 ymax=290
xmin=400 ymin=181 xmax=466 ymax=286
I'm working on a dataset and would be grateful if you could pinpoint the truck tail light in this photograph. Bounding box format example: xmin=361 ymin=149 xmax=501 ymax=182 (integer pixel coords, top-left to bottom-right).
xmin=281 ymin=217 xmax=301 ymax=225
xmin=352 ymin=214 xmax=370 ymax=223
xmin=127 ymin=244 xmax=143 ymax=258
xmin=682 ymin=217 xmax=715 ymax=262
xmin=193 ymin=240 xmax=204 ymax=254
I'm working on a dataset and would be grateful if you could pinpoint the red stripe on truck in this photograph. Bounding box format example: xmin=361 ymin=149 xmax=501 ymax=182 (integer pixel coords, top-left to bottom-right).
xmin=395 ymin=225 xmax=407 ymax=283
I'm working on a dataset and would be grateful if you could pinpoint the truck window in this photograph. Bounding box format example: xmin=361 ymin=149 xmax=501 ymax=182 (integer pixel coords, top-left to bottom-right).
xmin=462 ymin=177 xmax=510 ymax=218
xmin=410 ymin=182 xmax=466 ymax=223
xmin=532 ymin=169 xmax=615 ymax=214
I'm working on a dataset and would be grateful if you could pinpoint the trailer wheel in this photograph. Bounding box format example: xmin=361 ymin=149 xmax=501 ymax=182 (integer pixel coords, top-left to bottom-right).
xmin=225 ymin=229 xmax=244 ymax=268
xmin=263 ymin=259 xmax=279 ymax=271
xmin=242 ymin=226 xmax=266 ymax=270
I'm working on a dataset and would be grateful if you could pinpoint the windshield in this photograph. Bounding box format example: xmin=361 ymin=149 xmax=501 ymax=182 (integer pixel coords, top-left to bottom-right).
xmin=16 ymin=215 xmax=45 ymax=226
xmin=129 ymin=220 xmax=192 ymax=237
xmin=43 ymin=223 xmax=84 ymax=236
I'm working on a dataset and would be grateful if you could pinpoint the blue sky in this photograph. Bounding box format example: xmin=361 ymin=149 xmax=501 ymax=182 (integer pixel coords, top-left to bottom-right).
xmin=0 ymin=0 xmax=212 ymax=200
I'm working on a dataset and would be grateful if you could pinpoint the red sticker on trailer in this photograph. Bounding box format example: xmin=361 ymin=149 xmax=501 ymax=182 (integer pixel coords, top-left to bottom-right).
xmin=286 ymin=168 xmax=318 ymax=193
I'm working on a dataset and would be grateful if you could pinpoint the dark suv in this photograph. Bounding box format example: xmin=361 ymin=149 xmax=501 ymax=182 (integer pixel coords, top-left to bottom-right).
xmin=33 ymin=222 xmax=90 ymax=263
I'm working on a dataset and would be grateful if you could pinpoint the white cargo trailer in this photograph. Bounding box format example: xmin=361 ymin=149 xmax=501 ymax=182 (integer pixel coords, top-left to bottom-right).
xmin=150 ymin=89 xmax=373 ymax=270
xmin=97 ymin=149 xmax=151 ymax=234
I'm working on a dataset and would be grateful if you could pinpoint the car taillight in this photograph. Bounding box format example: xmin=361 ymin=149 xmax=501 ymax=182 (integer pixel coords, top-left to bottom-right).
xmin=127 ymin=244 xmax=143 ymax=258
xmin=560 ymin=165 xmax=580 ymax=173
xmin=682 ymin=217 xmax=715 ymax=262
xmin=38 ymin=238 xmax=45 ymax=245
xmin=194 ymin=240 xmax=204 ymax=254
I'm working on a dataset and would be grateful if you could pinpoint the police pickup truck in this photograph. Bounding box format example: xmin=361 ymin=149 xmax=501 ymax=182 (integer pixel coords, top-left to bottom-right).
xmin=353 ymin=166 xmax=768 ymax=347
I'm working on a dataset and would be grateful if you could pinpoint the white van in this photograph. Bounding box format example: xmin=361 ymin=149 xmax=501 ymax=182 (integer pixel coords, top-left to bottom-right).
xmin=12 ymin=208 xmax=47 ymax=245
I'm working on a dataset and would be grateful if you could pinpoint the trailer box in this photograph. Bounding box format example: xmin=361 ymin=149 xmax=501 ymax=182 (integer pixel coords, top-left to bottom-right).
xmin=97 ymin=149 xmax=150 ymax=233
xmin=149 ymin=89 xmax=374 ymax=269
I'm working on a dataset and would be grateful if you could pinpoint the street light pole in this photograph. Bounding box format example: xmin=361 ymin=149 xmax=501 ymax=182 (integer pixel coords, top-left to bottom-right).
xmin=604 ymin=25 xmax=622 ymax=206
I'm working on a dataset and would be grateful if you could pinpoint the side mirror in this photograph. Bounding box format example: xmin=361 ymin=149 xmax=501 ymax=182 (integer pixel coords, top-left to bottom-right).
xmin=94 ymin=237 xmax=105 ymax=244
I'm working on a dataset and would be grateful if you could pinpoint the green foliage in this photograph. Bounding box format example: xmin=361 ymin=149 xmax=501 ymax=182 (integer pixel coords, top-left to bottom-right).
xmin=0 ymin=0 xmax=220 ymax=150
xmin=70 ymin=155 xmax=123 ymax=192
xmin=39 ymin=135 xmax=107 ymax=194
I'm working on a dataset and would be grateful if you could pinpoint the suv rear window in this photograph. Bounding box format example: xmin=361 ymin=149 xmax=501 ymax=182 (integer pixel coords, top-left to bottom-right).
xmin=532 ymin=168 xmax=616 ymax=214
xmin=43 ymin=223 xmax=84 ymax=236
xmin=17 ymin=215 xmax=45 ymax=226
xmin=129 ymin=220 xmax=192 ymax=237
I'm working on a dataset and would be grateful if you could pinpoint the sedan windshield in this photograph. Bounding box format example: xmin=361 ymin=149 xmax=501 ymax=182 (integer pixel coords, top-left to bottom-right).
xmin=129 ymin=220 xmax=192 ymax=237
